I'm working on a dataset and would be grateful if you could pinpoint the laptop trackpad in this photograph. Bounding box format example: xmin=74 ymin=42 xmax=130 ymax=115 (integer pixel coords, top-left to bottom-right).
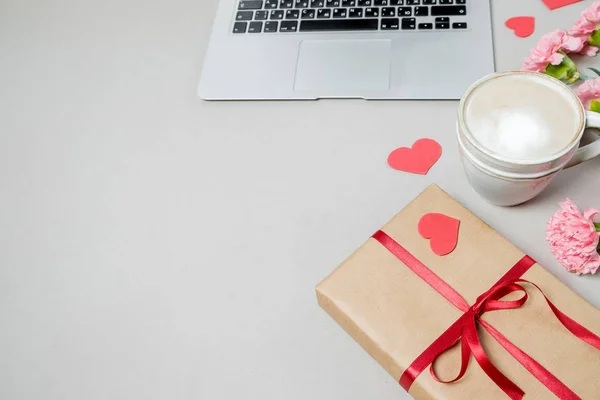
xmin=294 ymin=40 xmax=391 ymax=92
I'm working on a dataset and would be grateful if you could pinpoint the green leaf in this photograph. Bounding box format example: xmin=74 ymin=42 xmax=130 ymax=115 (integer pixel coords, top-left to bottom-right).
xmin=589 ymin=67 xmax=600 ymax=77
xmin=545 ymin=52 xmax=580 ymax=84
xmin=591 ymin=100 xmax=600 ymax=113
xmin=595 ymin=222 xmax=600 ymax=231
xmin=589 ymin=30 xmax=600 ymax=47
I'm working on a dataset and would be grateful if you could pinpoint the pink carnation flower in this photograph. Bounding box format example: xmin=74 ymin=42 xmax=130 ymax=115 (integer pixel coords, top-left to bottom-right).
xmin=522 ymin=30 xmax=583 ymax=72
xmin=568 ymin=2 xmax=600 ymax=54
xmin=581 ymin=45 xmax=600 ymax=57
xmin=546 ymin=199 xmax=600 ymax=275
xmin=568 ymin=17 xmax=596 ymax=45
xmin=574 ymin=77 xmax=600 ymax=108
xmin=581 ymin=2 xmax=600 ymax=25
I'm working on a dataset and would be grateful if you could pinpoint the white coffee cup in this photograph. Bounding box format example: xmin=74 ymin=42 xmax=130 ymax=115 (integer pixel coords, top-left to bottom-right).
xmin=457 ymin=71 xmax=600 ymax=206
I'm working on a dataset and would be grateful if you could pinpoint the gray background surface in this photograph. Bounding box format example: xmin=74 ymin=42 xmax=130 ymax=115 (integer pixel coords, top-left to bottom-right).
xmin=1 ymin=0 xmax=599 ymax=399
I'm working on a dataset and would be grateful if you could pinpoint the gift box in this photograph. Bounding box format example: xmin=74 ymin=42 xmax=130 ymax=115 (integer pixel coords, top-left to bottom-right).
xmin=316 ymin=185 xmax=600 ymax=399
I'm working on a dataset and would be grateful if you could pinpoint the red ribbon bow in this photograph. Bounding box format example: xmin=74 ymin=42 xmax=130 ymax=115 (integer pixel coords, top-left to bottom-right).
xmin=372 ymin=230 xmax=600 ymax=400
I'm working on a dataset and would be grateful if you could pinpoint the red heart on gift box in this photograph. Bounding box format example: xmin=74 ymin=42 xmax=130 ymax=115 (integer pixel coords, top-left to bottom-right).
xmin=387 ymin=138 xmax=442 ymax=175
xmin=505 ymin=16 xmax=535 ymax=38
xmin=418 ymin=213 xmax=460 ymax=256
xmin=541 ymin=0 xmax=581 ymax=11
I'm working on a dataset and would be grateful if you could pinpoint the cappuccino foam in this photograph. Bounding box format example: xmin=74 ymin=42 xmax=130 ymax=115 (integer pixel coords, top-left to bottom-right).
xmin=464 ymin=74 xmax=582 ymax=161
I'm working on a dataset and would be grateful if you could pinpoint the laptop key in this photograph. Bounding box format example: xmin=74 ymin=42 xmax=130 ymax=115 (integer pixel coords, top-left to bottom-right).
xmin=452 ymin=22 xmax=467 ymax=29
xmin=238 ymin=0 xmax=263 ymax=9
xmin=280 ymin=20 xmax=299 ymax=31
xmin=414 ymin=6 xmax=428 ymax=16
xmin=342 ymin=0 xmax=356 ymax=6
xmin=358 ymin=0 xmax=372 ymax=6
xmin=398 ymin=7 xmax=411 ymax=16
xmin=255 ymin=10 xmax=269 ymax=19
xmin=333 ymin=8 xmax=347 ymax=17
xmin=236 ymin=11 xmax=254 ymax=20
xmin=248 ymin=21 xmax=263 ymax=32
xmin=265 ymin=0 xmax=278 ymax=8
xmin=317 ymin=8 xmax=332 ymax=17
xmin=406 ymin=0 xmax=420 ymax=4
xmin=326 ymin=0 xmax=340 ymax=6
xmin=349 ymin=8 xmax=363 ymax=17
xmin=423 ymin=0 xmax=435 ymax=3
xmin=301 ymin=8 xmax=316 ymax=18
xmin=374 ymin=0 xmax=388 ymax=4
xmin=382 ymin=7 xmax=395 ymax=16
xmin=390 ymin=0 xmax=404 ymax=4
xmin=435 ymin=17 xmax=449 ymax=28
xmin=431 ymin=5 xmax=466 ymax=16
xmin=302 ymin=8 xmax=317 ymax=19
xmin=264 ymin=21 xmax=279 ymax=31
xmin=439 ymin=0 xmax=452 ymax=3
xmin=418 ymin=22 xmax=433 ymax=29
xmin=365 ymin=7 xmax=379 ymax=17
xmin=295 ymin=0 xmax=310 ymax=7
xmin=456 ymin=0 xmax=465 ymax=3
xmin=286 ymin=9 xmax=300 ymax=18
xmin=280 ymin=0 xmax=294 ymax=7
xmin=381 ymin=18 xmax=399 ymax=29
xmin=299 ymin=18 xmax=378 ymax=31
xmin=311 ymin=0 xmax=325 ymax=6
xmin=401 ymin=17 xmax=416 ymax=29
xmin=233 ymin=22 xmax=248 ymax=33
xmin=270 ymin=10 xmax=284 ymax=19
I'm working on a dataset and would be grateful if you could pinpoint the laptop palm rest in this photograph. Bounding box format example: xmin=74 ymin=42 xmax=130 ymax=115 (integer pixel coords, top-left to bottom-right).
xmin=293 ymin=39 xmax=391 ymax=93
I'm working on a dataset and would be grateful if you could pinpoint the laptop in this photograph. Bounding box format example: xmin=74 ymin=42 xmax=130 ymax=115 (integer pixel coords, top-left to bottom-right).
xmin=198 ymin=0 xmax=494 ymax=100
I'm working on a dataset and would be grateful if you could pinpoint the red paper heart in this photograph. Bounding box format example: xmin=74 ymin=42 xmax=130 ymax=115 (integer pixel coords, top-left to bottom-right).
xmin=505 ymin=16 xmax=535 ymax=38
xmin=418 ymin=213 xmax=460 ymax=256
xmin=387 ymin=138 xmax=442 ymax=175
xmin=542 ymin=0 xmax=581 ymax=10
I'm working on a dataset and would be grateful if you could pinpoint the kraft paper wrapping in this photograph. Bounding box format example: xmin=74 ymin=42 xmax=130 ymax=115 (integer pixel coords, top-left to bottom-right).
xmin=316 ymin=185 xmax=600 ymax=400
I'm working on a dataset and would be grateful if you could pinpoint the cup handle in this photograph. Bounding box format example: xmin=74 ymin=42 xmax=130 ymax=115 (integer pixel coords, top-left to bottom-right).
xmin=565 ymin=111 xmax=600 ymax=169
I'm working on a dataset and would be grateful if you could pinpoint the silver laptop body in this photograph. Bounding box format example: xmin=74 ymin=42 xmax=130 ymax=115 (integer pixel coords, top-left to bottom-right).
xmin=199 ymin=0 xmax=494 ymax=100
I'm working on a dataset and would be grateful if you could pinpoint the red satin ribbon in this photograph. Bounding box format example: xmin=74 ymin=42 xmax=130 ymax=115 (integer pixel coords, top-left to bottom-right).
xmin=372 ymin=230 xmax=600 ymax=400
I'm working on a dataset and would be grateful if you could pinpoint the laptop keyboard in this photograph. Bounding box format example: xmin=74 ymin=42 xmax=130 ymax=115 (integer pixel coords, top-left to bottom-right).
xmin=233 ymin=0 xmax=467 ymax=34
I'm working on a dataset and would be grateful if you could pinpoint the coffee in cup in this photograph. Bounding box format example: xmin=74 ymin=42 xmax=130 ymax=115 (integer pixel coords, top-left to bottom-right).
xmin=457 ymin=71 xmax=600 ymax=206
